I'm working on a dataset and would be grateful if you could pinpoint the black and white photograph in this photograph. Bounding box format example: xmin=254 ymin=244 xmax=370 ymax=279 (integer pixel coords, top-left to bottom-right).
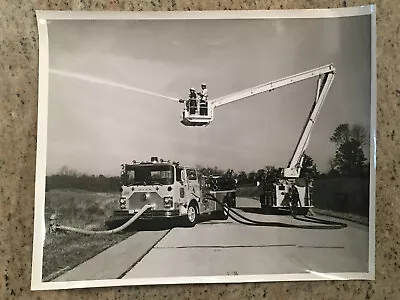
xmin=32 ymin=6 xmax=376 ymax=290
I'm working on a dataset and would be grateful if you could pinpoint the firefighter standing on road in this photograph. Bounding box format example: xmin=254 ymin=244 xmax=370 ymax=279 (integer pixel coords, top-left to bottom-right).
xmin=289 ymin=182 xmax=300 ymax=215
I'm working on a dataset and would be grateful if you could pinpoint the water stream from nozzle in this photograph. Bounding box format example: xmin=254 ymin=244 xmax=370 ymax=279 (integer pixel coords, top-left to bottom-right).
xmin=49 ymin=69 xmax=179 ymax=102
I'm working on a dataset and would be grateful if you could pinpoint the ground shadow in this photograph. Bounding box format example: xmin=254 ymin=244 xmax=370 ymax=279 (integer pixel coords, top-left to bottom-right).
xmin=237 ymin=207 xmax=291 ymax=216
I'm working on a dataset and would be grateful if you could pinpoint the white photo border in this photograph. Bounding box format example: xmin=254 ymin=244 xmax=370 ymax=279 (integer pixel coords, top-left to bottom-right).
xmin=31 ymin=5 xmax=377 ymax=291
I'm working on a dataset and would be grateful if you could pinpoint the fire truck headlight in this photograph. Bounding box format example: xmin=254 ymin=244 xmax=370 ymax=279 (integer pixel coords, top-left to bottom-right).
xmin=164 ymin=197 xmax=173 ymax=208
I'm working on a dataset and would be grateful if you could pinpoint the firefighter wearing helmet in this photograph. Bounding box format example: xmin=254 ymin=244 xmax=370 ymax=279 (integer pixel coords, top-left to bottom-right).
xmin=188 ymin=87 xmax=197 ymax=114
xmin=189 ymin=87 xmax=196 ymax=100
xmin=198 ymin=83 xmax=209 ymax=116
xmin=198 ymin=83 xmax=208 ymax=101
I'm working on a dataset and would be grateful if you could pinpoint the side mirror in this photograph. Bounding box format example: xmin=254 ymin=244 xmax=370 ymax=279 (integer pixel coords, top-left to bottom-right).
xmin=181 ymin=170 xmax=186 ymax=182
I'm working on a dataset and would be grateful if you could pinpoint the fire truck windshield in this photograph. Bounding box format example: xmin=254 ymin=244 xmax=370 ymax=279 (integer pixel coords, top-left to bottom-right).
xmin=125 ymin=165 xmax=174 ymax=186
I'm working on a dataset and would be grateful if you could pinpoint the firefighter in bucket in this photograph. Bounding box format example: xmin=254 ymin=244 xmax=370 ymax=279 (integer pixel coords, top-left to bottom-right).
xmin=179 ymin=87 xmax=198 ymax=115
xmin=198 ymin=83 xmax=208 ymax=116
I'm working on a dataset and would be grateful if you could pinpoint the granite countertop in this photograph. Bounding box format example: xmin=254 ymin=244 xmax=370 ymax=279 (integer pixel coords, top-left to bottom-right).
xmin=0 ymin=0 xmax=399 ymax=299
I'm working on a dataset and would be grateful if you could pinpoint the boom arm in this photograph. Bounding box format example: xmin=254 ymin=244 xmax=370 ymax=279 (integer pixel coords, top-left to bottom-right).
xmin=209 ymin=64 xmax=336 ymax=179
xmin=284 ymin=69 xmax=335 ymax=178
xmin=210 ymin=64 xmax=335 ymax=109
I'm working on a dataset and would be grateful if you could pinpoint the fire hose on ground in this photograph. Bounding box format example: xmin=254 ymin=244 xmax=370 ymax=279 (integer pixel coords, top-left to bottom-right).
xmin=204 ymin=193 xmax=347 ymax=230
xmin=48 ymin=204 xmax=153 ymax=235
xmin=48 ymin=195 xmax=346 ymax=235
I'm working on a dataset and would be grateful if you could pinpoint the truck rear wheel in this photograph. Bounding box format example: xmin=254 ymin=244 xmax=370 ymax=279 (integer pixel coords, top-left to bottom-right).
xmin=229 ymin=195 xmax=236 ymax=208
xmin=214 ymin=199 xmax=229 ymax=220
xmin=215 ymin=206 xmax=229 ymax=220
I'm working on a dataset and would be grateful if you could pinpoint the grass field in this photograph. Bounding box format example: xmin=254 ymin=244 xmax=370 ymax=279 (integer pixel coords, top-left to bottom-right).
xmin=312 ymin=177 xmax=370 ymax=217
xmin=42 ymin=189 xmax=135 ymax=281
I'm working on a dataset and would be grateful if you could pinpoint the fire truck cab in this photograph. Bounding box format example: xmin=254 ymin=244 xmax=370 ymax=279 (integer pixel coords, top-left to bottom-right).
xmin=107 ymin=157 xmax=232 ymax=227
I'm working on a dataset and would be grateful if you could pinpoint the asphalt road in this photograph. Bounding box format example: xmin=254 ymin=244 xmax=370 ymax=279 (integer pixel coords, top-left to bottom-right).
xmin=54 ymin=197 xmax=369 ymax=282
xmin=122 ymin=197 xmax=369 ymax=279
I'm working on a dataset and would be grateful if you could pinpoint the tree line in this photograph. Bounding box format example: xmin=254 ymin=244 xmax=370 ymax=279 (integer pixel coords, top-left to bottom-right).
xmin=46 ymin=122 xmax=370 ymax=191
xmin=46 ymin=166 xmax=121 ymax=192
xmin=196 ymin=122 xmax=370 ymax=185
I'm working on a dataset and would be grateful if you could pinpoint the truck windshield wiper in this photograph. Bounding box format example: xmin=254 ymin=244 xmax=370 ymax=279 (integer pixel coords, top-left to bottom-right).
xmin=127 ymin=181 xmax=146 ymax=186
xmin=126 ymin=180 xmax=166 ymax=186
xmin=148 ymin=181 xmax=163 ymax=186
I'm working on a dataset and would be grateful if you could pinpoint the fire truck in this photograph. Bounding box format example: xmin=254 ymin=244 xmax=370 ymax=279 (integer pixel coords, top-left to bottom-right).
xmin=179 ymin=64 xmax=336 ymax=214
xmin=107 ymin=157 xmax=236 ymax=227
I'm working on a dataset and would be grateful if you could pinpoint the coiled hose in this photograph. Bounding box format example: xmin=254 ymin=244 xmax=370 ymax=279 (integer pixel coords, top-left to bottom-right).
xmin=204 ymin=193 xmax=347 ymax=230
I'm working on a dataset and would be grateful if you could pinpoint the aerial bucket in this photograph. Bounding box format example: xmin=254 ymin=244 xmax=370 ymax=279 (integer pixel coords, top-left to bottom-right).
xmin=180 ymin=101 xmax=213 ymax=127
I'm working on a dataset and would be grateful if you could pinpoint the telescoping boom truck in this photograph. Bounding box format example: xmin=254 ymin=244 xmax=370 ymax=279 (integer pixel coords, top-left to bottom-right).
xmin=180 ymin=64 xmax=336 ymax=214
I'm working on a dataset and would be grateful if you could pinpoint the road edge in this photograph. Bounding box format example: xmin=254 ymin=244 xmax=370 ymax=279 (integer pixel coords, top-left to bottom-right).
xmin=51 ymin=230 xmax=171 ymax=282
xmin=118 ymin=229 xmax=171 ymax=279
xmin=311 ymin=208 xmax=369 ymax=226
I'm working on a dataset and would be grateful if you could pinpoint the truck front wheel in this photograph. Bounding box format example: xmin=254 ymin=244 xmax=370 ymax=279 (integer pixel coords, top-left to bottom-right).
xmin=185 ymin=202 xmax=198 ymax=227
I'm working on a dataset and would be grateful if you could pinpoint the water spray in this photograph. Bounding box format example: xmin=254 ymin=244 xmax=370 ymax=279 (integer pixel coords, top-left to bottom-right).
xmin=49 ymin=69 xmax=180 ymax=102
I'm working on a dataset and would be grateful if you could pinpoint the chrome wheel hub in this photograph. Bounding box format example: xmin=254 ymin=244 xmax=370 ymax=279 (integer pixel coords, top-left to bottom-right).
xmin=188 ymin=207 xmax=196 ymax=223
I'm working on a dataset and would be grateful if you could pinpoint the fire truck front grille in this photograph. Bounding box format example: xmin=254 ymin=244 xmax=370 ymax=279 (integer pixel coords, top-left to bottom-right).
xmin=128 ymin=192 xmax=164 ymax=211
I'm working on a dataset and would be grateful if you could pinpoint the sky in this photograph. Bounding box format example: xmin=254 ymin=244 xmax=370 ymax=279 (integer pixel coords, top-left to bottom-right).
xmin=45 ymin=15 xmax=372 ymax=176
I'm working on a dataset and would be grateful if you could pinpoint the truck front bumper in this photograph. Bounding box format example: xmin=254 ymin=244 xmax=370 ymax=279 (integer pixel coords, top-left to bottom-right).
xmin=111 ymin=209 xmax=180 ymax=220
